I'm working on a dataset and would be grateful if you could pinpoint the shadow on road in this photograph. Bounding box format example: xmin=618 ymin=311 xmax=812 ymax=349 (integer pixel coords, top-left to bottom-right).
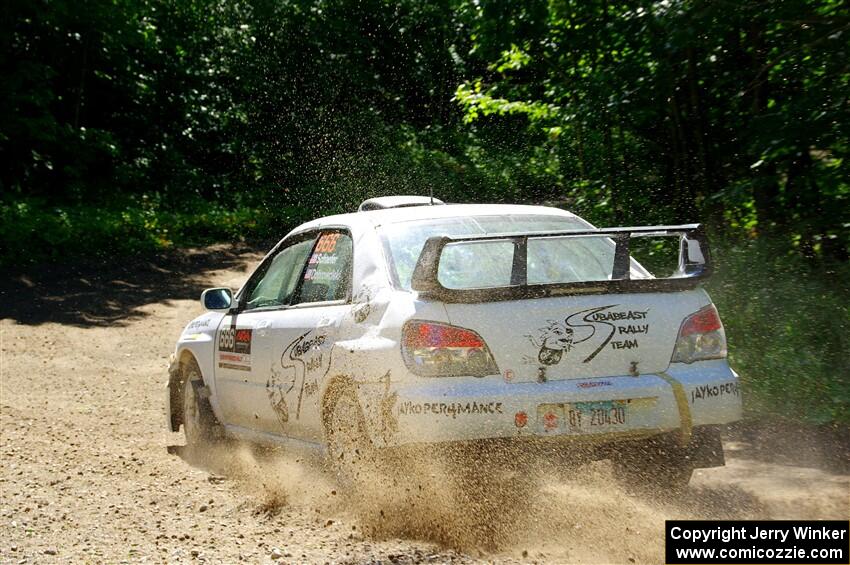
xmin=0 ymin=243 xmax=260 ymax=327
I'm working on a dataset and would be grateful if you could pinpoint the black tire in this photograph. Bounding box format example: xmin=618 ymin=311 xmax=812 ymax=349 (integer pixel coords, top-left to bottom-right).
xmin=181 ymin=358 xmax=222 ymax=448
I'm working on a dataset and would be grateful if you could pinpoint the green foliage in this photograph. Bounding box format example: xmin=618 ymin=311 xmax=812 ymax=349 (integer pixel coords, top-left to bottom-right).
xmin=709 ymin=241 xmax=850 ymax=425
xmin=0 ymin=196 xmax=301 ymax=266
xmin=456 ymin=0 xmax=850 ymax=243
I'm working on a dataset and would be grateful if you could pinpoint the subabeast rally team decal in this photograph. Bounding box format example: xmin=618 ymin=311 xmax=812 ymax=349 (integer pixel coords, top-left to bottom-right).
xmin=526 ymin=305 xmax=650 ymax=366
xmin=217 ymin=328 xmax=253 ymax=371
xmin=266 ymin=328 xmax=335 ymax=428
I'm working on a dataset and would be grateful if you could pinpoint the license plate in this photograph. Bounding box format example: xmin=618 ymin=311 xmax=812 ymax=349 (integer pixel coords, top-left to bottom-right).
xmin=537 ymin=398 xmax=655 ymax=434
xmin=566 ymin=400 xmax=628 ymax=431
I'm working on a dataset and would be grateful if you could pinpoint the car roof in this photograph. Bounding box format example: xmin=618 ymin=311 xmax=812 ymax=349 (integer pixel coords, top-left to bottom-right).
xmin=292 ymin=203 xmax=582 ymax=235
xmin=358 ymin=195 xmax=445 ymax=211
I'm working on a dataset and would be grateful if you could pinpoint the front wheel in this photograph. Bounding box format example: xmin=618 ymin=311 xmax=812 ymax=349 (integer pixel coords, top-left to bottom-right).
xmin=182 ymin=359 xmax=222 ymax=449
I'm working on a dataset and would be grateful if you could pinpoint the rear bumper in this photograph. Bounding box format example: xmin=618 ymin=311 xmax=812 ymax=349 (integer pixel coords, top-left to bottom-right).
xmin=358 ymin=359 xmax=741 ymax=447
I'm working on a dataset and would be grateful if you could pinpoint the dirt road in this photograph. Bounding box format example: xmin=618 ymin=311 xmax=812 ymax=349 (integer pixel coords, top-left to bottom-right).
xmin=1 ymin=246 xmax=847 ymax=564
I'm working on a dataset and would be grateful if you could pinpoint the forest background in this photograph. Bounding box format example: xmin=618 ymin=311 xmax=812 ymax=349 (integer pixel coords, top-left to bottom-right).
xmin=1 ymin=0 xmax=847 ymax=425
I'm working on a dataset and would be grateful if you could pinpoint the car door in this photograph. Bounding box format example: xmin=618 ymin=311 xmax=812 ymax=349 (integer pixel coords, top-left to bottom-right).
xmin=214 ymin=232 xmax=318 ymax=431
xmin=261 ymin=229 xmax=353 ymax=442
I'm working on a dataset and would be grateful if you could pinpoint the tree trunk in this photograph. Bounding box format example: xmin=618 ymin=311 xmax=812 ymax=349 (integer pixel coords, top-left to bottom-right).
xmin=603 ymin=122 xmax=620 ymax=223
xmin=686 ymin=45 xmax=723 ymax=230
xmin=601 ymin=0 xmax=622 ymax=224
xmin=74 ymin=38 xmax=88 ymax=130
xmin=576 ymin=117 xmax=587 ymax=180
xmin=747 ymin=19 xmax=783 ymax=233
xmin=668 ymin=93 xmax=696 ymax=221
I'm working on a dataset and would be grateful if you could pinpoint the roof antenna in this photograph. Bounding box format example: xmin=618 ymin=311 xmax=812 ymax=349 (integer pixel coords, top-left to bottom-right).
xmin=429 ymin=185 xmax=434 ymax=206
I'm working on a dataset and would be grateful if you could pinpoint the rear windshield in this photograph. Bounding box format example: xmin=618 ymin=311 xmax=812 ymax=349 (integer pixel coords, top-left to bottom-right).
xmin=379 ymin=214 xmax=650 ymax=290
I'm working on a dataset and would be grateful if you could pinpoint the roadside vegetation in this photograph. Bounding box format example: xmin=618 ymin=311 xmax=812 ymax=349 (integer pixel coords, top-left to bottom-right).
xmin=1 ymin=196 xmax=295 ymax=264
xmin=710 ymin=242 xmax=849 ymax=426
xmin=2 ymin=0 xmax=847 ymax=425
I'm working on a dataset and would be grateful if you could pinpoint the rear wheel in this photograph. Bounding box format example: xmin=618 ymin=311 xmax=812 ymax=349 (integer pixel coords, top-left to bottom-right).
xmin=182 ymin=359 xmax=221 ymax=448
xmin=325 ymin=387 xmax=378 ymax=490
xmin=613 ymin=456 xmax=693 ymax=493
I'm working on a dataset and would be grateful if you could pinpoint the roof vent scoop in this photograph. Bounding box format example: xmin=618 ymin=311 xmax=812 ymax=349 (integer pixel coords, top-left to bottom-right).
xmin=358 ymin=195 xmax=444 ymax=212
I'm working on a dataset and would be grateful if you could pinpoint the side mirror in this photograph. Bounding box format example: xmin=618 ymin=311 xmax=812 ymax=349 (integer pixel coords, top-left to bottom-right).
xmin=201 ymin=287 xmax=234 ymax=312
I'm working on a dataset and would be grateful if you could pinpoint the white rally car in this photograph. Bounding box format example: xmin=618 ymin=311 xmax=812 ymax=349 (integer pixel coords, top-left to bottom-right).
xmin=167 ymin=197 xmax=741 ymax=489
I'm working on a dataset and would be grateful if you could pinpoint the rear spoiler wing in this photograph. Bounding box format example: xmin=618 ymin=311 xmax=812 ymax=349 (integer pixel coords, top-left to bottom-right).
xmin=410 ymin=224 xmax=712 ymax=303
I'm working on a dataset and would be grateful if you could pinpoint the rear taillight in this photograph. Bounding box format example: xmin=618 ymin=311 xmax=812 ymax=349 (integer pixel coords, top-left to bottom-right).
xmin=671 ymin=304 xmax=727 ymax=364
xmin=402 ymin=320 xmax=499 ymax=377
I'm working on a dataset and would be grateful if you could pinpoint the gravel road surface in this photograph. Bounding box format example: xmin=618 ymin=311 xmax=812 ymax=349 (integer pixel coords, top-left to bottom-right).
xmin=2 ymin=245 xmax=847 ymax=564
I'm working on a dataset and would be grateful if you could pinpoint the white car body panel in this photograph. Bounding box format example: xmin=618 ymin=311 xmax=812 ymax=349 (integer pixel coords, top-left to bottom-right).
xmin=167 ymin=203 xmax=742 ymax=453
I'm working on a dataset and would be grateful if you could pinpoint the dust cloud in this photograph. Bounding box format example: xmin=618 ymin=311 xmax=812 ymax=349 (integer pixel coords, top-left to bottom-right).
xmin=174 ymin=436 xmax=847 ymax=564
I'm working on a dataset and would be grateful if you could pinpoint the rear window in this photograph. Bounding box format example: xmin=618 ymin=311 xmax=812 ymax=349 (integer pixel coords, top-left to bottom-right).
xmin=380 ymin=215 xmax=649 ymax=290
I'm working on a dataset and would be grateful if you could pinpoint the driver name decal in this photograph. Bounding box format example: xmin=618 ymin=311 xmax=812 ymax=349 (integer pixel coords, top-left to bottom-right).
xmin=304 ymin=233 xmax=343 ymax=282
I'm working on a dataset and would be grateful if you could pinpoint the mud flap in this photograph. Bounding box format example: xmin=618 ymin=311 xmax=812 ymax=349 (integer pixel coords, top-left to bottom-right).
xmin=189 ymin=378 xmax=226 ymax=441
xmin=603 ymin=425 xmax=725 ymax=472
xmin=654 ymin=371 xmax=724 ymax=467
xmin=657 ymin=371 xmax=693 ymax=446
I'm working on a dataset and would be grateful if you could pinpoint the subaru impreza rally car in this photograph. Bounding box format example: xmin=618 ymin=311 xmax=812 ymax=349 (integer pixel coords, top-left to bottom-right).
xmin=167 ymin=196 xmax=741 ymax=489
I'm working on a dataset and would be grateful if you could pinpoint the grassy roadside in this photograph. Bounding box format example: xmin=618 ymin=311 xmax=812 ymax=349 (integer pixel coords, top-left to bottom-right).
xmin=0 ymin=196 xmax=311 ymax=267
xmin=3 ymin=198 xmax=848 ymax=426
